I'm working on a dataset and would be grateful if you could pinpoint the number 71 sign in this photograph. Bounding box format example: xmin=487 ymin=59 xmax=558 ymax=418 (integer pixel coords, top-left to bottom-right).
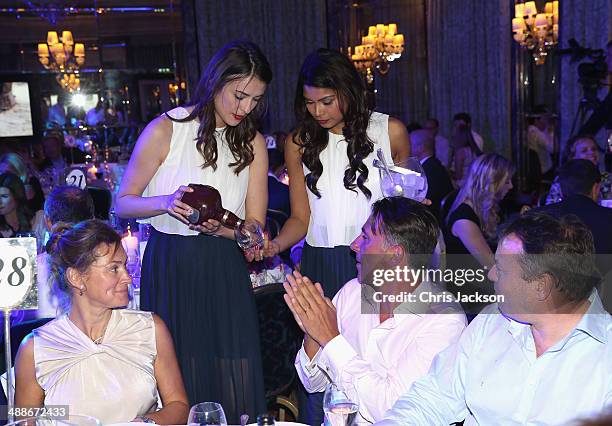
xmin=0 ymin=238 xmax=38 ymax=310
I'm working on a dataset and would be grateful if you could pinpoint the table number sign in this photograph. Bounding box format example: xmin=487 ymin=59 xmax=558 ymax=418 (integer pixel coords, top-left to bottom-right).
xmin=0 ymin=237 xmax=37 ymax=421
xmin=65 ymin=168 xmax=87 ymax=190
xmin=0 ymin=237 xmax=37 ymax=310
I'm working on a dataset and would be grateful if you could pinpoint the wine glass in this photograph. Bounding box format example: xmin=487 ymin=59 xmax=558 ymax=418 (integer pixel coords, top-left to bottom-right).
xmin=234 ymin=219 xmax=264 ymax=251
xmin=187 ymin=402 xmax=227 ymax=426
xmin=323 ymin=381 xmax=359 ymax=426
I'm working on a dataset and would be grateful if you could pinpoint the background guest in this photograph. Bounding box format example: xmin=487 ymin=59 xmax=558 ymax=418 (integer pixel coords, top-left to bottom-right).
xmin=0 ymin=153 xmax=44 ymax=212
xmin=47 ymin=96 xmax=66 ymax=128
xmin=537 ymin=159 xmax=612 ymax=255
xmin=527 ymin=105 xmax=556 ymax=185
xmin=546 ymin=134 xmax=611 ymax=204
xmin=36 ymin=185 xmax=95 ymax=319
xmin=450 ymin=123 xmax=482 ymax=187
xmin=37 ymin=131 xmax=67 ymax=195
xmin=453 ymin=112 xmax=484 ymax=152
xmin=0 ymin=172 xmax=42 ymax=238
xmin=534 ymin=159 xmax=612 ymax=312
xmin=444 ymin=154 xmax=514 ymax=315
xmin=268 ymin=147 xmax=290 ymax=221
xmin=85 ymin=99 xmax=106 ymax=127
xmin=410 ymin=129 xmax=454 ymax=220
xmin=423 ymin=117 xmax=452 ymax=170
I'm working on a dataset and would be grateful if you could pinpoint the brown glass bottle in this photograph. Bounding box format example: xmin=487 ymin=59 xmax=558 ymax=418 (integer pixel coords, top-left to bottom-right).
xmin=180 ymin=184 xmax=244 ymax=229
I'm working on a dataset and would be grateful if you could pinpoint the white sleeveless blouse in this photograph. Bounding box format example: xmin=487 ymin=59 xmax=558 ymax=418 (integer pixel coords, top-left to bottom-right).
xmin=140 ymin=107 xmax=250 ymax=236
xmin=304 ymin=112 xmax=392 ymax=247
xmin=33 ymin=309 xmax=159 ymax=424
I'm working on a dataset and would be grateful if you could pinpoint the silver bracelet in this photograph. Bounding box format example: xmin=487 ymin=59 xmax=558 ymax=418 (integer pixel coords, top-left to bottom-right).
xmin=135 ymin=416 xmax=157 ymax=424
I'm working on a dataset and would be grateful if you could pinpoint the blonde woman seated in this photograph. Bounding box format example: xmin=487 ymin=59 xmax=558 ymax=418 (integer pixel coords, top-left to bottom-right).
xmin=443 ymin=154 xmax=514 ymax=316
xmin=14 ymin=220 xmax=189 ymax=424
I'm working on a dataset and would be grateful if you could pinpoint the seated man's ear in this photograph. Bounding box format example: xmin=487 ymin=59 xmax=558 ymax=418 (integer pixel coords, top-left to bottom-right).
xmin=534 ymin=273 xmax=554 ymax=302
xmin=391 ymin=244 xmax=405 ymax=265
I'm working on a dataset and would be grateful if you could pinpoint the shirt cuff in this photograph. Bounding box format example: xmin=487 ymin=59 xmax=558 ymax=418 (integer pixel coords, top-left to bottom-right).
xmin=319 ymin=334 xmax=358 ymax=380
xmin=297 ymin=343 xmax=322 ymax=376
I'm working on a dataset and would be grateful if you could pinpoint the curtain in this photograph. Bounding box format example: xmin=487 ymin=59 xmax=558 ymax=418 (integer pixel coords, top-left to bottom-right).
xmin=558 ymin=0 xmax=611 ymax=149
xmin=182 ymin=0 xmax=328 ymax=133
xmin=426 ymin=0 xmax=513 ymax=157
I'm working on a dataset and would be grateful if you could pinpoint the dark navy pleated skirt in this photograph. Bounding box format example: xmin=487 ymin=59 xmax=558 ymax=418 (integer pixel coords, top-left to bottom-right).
xmin=300 ymin=243 xmax=358 ymax=299
xmin=140 ymin=228 xmax=265 ymax=423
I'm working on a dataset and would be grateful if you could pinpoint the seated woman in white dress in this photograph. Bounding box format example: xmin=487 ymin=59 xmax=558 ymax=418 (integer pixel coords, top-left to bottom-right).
xmin=14 ymin=219 xmax=189 ymax=425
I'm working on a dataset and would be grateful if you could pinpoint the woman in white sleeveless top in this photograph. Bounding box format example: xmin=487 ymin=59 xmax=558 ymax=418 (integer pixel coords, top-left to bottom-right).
xmin=263 ymin=49 xmax=410 ymax=425
xmin=266 ymin=49 xmax=410 ymax=297
xmin=115 ymin=41 xmax=270 ymax=422
xmin=14 ymin=220 xmax=189 ymax=425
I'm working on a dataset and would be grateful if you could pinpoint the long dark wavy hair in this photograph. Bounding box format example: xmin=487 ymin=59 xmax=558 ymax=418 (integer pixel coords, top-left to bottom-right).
xmin=0 ymin=172 xmax=32 ymax=234
xmin=170 ymin=40 xmax=272 ymax=174
xmin=295 ymin=48 xmax=374 ymax=199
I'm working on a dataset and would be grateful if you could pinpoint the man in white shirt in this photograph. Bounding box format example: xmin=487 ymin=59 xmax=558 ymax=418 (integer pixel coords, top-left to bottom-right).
xmin=453 ymin=112 xmax=484 ymax=152
xmin=377 ymin=212 xmax=612 ymax=425
xmin=284 ymin=197 xmax=467 ymax=424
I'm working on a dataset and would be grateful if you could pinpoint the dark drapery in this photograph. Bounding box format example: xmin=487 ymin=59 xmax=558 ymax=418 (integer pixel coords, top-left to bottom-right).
xmin=426 ymin=0 xmax=513 ymax=156
xmin=181 ymin=0 xmax=327 ymax=133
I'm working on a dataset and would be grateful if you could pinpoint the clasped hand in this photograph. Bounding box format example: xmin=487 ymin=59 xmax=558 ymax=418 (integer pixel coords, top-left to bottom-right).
xmin=283 ymin=271 xmax=339 ymax=347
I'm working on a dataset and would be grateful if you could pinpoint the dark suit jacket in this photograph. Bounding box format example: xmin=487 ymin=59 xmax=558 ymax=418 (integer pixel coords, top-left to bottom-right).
xmin=422 ymin=156 xmax=454 ymax=221
xmin=534 ymin=195 xmax=612 ymax=313
xmin=535 ymin=194 xmax=612 ymax=256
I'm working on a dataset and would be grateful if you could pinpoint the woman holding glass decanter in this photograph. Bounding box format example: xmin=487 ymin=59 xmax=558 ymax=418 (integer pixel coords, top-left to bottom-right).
xmin=264 ymin=48 xmax=411 ymax=298
xmin=115 ymin=40 xmax=271 ymax=422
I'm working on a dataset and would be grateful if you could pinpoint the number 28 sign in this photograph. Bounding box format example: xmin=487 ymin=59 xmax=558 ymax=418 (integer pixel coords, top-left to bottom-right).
xmin=0 ymin=238 xmax=38 ymax=310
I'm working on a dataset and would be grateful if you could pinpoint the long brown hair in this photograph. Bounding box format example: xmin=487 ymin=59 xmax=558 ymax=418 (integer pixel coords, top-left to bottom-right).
xmin=170 ymin=40 xmax=272 ymax=174
xmin=0 ymin=172 xmax=32 ymax=233
xmin=295 ymin=49 xmax=374 ymax=199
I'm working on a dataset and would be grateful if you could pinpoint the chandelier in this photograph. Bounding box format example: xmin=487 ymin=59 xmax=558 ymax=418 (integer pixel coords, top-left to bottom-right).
xmin=38 ymin=31 xmax=85 ymax=92
xmin=512 ymin=1 xmax=559 ymax=65
xmin=349 ymin=24 xmax=404 ymax=84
